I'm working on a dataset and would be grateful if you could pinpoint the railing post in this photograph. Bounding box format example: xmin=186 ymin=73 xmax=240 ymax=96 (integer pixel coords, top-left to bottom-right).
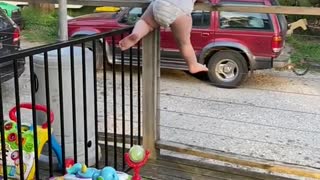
xmin=58 ymin=0 xmax=68 ymax=41
xmin=142 ymin=29 xmax=160 ymax=159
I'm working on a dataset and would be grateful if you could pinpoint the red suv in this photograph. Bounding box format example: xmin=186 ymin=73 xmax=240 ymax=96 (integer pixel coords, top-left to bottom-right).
xmin=68 ymin=0 xmax=287 ymax=87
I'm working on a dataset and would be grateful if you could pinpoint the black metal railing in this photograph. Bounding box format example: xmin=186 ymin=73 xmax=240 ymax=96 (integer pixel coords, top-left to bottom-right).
xmin=0 ymin=26 xmax=142 ymax=179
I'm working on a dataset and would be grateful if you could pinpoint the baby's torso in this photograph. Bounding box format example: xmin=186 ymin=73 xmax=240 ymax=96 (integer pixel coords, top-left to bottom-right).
xmin=158 ymin=0 xmax=196 ymax=13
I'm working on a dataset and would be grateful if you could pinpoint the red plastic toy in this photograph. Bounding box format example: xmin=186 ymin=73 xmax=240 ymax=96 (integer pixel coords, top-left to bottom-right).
xmin=124 ymin=149 xmax=150 ymax=180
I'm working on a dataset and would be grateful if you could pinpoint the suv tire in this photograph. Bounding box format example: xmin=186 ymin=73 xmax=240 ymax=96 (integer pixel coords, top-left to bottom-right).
xmin=207 ymin=50 xmax=248 ymax=88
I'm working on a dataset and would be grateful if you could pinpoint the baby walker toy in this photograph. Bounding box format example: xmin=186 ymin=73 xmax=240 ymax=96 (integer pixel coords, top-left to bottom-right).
xmin=0 ymin=103 xmax=73 ymax=180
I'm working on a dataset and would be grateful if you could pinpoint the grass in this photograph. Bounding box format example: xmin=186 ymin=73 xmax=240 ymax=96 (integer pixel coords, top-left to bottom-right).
xmin=21 ymin=6 xmax=97 ymax=43
xmin=287 ymin=34 xmax=320 ymax=63
xmin=21 ymin=7 xmax=59 ymax=43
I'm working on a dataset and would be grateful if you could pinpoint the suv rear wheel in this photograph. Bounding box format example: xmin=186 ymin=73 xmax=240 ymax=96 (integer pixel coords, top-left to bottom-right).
xmin=207 ymin=50 xmax=248 ymax=88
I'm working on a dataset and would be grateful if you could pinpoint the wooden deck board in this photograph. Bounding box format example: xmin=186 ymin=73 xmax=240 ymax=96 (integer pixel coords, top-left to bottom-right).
xmin=37 ymin=140 xmax=293 ymax=180
xmin=139 ymin=159 xmax=239 ymax=180
xmin=134 ymin=155 xmax=292 ymax=180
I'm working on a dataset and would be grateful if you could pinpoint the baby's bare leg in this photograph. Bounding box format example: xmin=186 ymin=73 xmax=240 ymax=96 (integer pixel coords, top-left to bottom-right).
xmin=119 ymin=4 xmax=159 ymax=51
xmin=170 ymin=15 xmax=208 ymax=74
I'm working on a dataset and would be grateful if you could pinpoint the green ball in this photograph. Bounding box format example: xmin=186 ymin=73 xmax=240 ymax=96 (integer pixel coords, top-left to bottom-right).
xmin=129 ymin=145 xmax=145 ymax=163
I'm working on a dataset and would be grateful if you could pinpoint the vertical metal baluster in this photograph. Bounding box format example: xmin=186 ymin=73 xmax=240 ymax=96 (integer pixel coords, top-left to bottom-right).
xmin=29 ymin=55 xmax=39 ymax=179
xmin=70 ymin=45 xmax=77 ymax=162
xmin=13 ymin=59 xmax=24 ymax=180
xmin=102 ymin=38 xmax=108 ymax=166
xmin=92 ymin=40 xmax=99 ymax=168
xmin=0 ymin=69 xmax=7 ymax=180
xmin=81 ymin=43 xmax=89 ymax=165
xmin=137 ymin=42 xmax=141 ymax=145
xmin=129 ymin=47 xmax=133 ymax=147
xmin=112 ymin=36 xmax=117 ymax=170
xmin=121 ymin=34 xmax=126 ymax=170
xmin=57 ymin=48 xmax=66 ymax=173
xmin=44 ymin=52 xmax=53 ymax=177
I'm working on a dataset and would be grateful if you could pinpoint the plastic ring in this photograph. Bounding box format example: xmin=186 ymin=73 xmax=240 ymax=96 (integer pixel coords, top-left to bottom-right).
xmin=4 ymin=123 xmax=13 ymax=130
xmin=9 ymin=103 xmax=54 ymax=129
xmin=8 ymin=133 xmax=17 ymax=142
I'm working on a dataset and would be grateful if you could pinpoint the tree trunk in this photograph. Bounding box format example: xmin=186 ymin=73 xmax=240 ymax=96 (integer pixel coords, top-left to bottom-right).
xmin=29 ymin=0 xmax=40 ymax=9
xmin=29 ymin=0 xmax=55 ymax=12
xmin=40 ymin=3 xmax=55 ymax=12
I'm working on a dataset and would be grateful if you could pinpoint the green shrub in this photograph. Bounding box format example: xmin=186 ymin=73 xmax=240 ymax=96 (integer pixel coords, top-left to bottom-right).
xmin=287 ymin=35 xmax=320 ymax=63
xmin=278 ymin=0 xmax=320 ymax=24
xmin=21 ymin=7 xmax=58 ymax=42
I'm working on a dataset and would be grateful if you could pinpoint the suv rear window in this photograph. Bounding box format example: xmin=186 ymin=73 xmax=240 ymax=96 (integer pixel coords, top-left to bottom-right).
xmin=270 ymin=0 xmax=288 ymax=33
xmin=219 ymin=2 xmax=272 ymax=30
xmin=0 ymin=11 xmax=11 ymax=31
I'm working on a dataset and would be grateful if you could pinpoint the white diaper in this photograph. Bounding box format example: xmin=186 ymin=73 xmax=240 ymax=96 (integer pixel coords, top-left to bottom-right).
xmin=152 ymin=0 xmax=186 ymax=27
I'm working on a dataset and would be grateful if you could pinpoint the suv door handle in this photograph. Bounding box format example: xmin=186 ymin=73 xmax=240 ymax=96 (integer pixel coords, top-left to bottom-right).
xmin=202 ymin=33 xmax=209 ymax=37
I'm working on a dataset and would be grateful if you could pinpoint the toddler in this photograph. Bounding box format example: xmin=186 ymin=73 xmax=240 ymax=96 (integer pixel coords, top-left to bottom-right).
xmin=119 ymin=0 xmax=208 ymax=74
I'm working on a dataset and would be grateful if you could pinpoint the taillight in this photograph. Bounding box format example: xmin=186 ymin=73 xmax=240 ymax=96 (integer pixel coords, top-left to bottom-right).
xmin=13 ymin=28 xmax=20 ymax=43
xmin=272 ymin=36 xmax=283 ymax=53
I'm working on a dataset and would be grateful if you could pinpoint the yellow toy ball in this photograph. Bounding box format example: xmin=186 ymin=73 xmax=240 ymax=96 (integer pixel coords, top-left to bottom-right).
xmin=128 ymin=145 xmax=145 ymax=163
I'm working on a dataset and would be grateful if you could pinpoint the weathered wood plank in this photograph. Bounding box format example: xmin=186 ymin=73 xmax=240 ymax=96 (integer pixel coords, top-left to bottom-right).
xmin=5 ymin=0 xmax=320 ymax=16
xmin=157 ymin=140 xmax=320 ymax=179
xmin=140 ymin=160 xmax=249 ymax=180
xmin=142 ymin=29 xmax=161 ymax=159
xmin=159 ymin=155 xmax=290 ymax=180
xmin=194 ymin=3 xmax=320 ymax=15
xmin=97 ymin=142 xmax=292 ymax=180
xmin=3 ymin=0 xmax=150 ymax=7
xmin=38 ymin=141 xmax=290 ymax=180
xmin=137 ymin=155 xmax=289 ymax=180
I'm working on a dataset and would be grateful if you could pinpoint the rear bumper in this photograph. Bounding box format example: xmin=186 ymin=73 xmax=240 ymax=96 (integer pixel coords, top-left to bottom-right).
xmin=253 ymin=57 xmax=273 ymax=70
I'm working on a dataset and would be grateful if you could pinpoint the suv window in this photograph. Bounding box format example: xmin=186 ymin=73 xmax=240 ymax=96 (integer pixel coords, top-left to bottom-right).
xmin=0 ymin=12 xmax=11 ymax=30
xmin=219 ymin=1 xmax=272 ymax=30
xmin=121 ymin=7 xmax=142 ymax=25
xmin=219 ymin=11 xmax=272 ymax=30
xmin=270 ymin=0 xmax=288 ymax=33
xmin=191 ymin=11 xmax=211 ymax=28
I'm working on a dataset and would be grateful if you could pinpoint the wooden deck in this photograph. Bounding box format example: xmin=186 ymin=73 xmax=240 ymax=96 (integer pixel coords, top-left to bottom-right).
xmin=38 ymin=156 xmax=291 ymax=180
xmin=36 ymin=134 xmax=295 ymax=180
xmin=36 ymin=134 xmax=296 ymax=180
xmin=95 ymin=135 xmax=290 ymax=179
xmin=37 ymin=146 xmax=292 ymax=180
xmin=134 ymin=156 xmax=292 ymax=180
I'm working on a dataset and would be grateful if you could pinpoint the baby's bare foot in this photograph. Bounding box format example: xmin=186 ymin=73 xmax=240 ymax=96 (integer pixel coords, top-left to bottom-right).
xmin=189 ymin=63 xmax=208 ymax=74
xmin=119 ymin=33 xmax=139 ymax=51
